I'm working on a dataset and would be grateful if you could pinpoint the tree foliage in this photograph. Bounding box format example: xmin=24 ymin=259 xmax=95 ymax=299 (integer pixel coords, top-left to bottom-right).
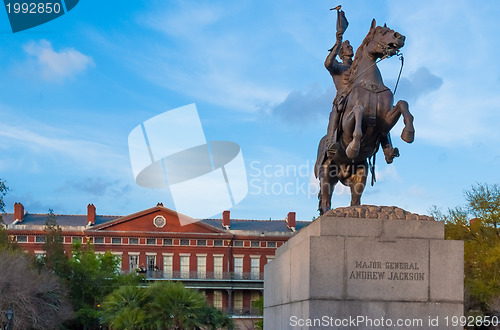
xmin=101 ymin=285 xmax=150 ymax=329
xmin=40 ymin=212 xmax=139 ymax=329
xmin=102 ymin=282 xmax=232 ymax=330
xmin=252 ymin=296 xmax=264 ymax=330
xmin=0 ymin=249 xmax=73 ymax=329
xmin=43 ymin=209 xmax=71 ymax=278
xmin=434 ymin=183 xmax=500 ymax=314
xmin=0 ymin=179 xmax=8 ymax=213
xmin=65 ymin=243 xmax=135 ymax=328
xmin=0 ymin=200 xmax=72 ymax=330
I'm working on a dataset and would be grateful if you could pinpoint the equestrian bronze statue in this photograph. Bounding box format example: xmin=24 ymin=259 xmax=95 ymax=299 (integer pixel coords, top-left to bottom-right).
xmin=315 ymin=10 xmax=414 ymax=215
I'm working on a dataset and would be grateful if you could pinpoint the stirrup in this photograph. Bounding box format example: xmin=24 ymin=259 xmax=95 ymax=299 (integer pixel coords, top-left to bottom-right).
xmin=383 ymin=147 xmax=400 ymax=164
xmin=327 ymin=141 xmax=340 ymax=158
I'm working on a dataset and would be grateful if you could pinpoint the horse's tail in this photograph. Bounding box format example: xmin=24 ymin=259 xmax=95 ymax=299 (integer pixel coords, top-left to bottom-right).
xmin=314 ymin=135 xmax=327 ymax=178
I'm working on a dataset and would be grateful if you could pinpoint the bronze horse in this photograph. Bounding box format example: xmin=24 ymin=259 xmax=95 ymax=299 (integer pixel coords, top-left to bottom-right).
xmin=315 ymin=20 xmax=415 ymax=215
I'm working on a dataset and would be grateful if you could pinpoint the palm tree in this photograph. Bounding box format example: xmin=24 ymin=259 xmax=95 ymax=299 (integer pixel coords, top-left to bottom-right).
xmin=197 ymin=305 xmax=234 ymax=330
xmin=101 ymin=285 xmax=150 ymax=330
xmin=103 ymin=281 xmax=233 ymax=330
xmin=147 ymin=281 xmax=206 ymax=330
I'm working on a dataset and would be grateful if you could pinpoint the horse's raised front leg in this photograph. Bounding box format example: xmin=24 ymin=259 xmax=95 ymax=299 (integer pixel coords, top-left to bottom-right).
xmin=345 ymin=105 xmax=364 ymax=159
xmin=386 ymin=100 xmax=414 ymax=143
xmin=348 ymin=163 xmax=367 ymax=206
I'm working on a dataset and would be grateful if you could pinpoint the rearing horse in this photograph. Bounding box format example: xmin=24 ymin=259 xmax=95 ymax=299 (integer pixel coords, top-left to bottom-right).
xmin=315 ymin=19 xmax=415 ymax=215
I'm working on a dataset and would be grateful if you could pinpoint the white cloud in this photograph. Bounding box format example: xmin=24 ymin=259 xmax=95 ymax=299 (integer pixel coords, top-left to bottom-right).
xmin=82 ymin=1 xmax=309 ymax=113
xmin=0 ymin=120 xmax=125 ymax=173
xmin=375 ymin=165 xmax=401 ymax=183
xmin=139 ymin=2 xmax=225 ymax=38
xmin=22 ymin=39 xmax=94 ymax=82
xmin=382 ymin=0 xmax=500 ymax=149
xmin=267 ymin=84 xmax=333 ymax=124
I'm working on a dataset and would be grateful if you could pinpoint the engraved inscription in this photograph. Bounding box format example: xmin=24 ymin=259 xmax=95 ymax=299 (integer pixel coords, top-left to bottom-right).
xmin=349 ymin=260 xmax=425 ymax=282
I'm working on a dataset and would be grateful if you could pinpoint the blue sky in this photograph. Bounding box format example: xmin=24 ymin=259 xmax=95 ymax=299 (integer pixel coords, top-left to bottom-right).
xmin=1 ymin=0 xmax=500 ymax=221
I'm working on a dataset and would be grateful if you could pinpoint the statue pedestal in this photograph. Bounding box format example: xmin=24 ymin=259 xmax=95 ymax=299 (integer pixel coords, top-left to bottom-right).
xmin=264 ymin=207 xmax=463 ymax=330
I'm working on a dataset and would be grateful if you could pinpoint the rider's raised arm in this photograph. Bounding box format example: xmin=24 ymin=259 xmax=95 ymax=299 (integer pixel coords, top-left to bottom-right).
xmin=325 ymin=31 xmax=343 ymax=73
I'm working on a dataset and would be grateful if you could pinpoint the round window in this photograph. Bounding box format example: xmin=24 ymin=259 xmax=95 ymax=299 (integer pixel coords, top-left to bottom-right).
xmin=153 ymin=216 xmax=166 ymax=228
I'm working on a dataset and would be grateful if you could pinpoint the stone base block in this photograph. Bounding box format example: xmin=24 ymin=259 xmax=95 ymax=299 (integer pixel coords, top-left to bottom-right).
xmin=264 ymin=212 xmax=463 ymax=330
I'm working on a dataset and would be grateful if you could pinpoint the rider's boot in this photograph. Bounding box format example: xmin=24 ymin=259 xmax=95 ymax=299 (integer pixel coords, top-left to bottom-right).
xmin=326 ymin=130 xmax=341 ymax=158
xmin=381 ymin=133 xmax=399 ymax=164
xmin=325 ymin=106 xmax=341 ymax=158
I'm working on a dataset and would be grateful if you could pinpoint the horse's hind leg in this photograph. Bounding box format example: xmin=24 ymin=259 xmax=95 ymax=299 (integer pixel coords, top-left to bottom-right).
xmin=345 ymin=105 xmax=364 ymax=159
xmin=386 ymin=100 xmax=414 ymax=143
xmin=348 ymin=163 xmax=367 ymax=206
xmin=318 ymin=160 xmax=338 ymax=215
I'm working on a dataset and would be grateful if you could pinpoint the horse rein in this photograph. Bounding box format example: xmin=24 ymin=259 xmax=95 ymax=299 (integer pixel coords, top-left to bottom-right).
xmin=393 ymin=52 xmax=404 ymax=95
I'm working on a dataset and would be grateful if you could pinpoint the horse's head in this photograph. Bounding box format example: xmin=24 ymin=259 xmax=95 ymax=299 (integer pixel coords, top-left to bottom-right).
xmin=367 ymin=19 xmax=405 ymax=59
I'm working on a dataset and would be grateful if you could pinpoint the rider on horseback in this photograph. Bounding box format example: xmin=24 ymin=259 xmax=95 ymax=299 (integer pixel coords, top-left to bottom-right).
xmin=324 ymin=8 xmax=400 ymax=164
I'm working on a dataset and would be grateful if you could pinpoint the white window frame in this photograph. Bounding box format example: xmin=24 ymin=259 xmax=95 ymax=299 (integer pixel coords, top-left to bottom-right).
xmin=180 ymin=253 xmax=190 ymax=279
xmin=129 ymin=252 xmax=140 ymax=272
xmin=214 ymin=254 xmax=224 ymax=279
xmin=111 ymin=252 xmax=123 ymax=273
xmin=234 ymin=255 xmax=243 ymax=279
xmin=93 ymin=237 xmax=104 ymax=244
xmin=163 ymin=253 xmax=173 ymax=279
xmin=213 ymin=290 xmax=223 ymax=309
xmin=250 ymin=256 xmax=260 ymax=279
xmin=233 ymin=291 xmax=243 ymax=312
xmin=146 ymin=253 xmax=157 ymax=273
xmin=197 ymin=254 xmax=207 ymax=279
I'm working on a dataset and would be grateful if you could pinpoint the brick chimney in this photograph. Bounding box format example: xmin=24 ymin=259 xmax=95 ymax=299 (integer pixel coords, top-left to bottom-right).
xmin=470 ymin=218 xmax=481 ymax=226
xmin=87 ymin=204 xmax=96 ymax=226
xmin=14 ymin=202 xmax=25 ymax=222
xmin=222 ymin=210 xmax=230 ymax=229
xmin=286 ymin=212 xmax=296 ymax=232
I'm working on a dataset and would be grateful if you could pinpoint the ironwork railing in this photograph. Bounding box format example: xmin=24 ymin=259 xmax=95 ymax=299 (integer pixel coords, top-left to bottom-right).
xmin=132 ymin=270 xmax=263 ymax=280
xmin=222 ymin=307 xmax=262 ymax=317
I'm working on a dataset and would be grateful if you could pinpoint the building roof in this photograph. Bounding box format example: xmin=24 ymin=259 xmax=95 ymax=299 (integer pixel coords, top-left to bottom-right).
xmin=1 ymin=204 xmax=310 ymax=235
xmin=1 ymin=213 xmax=120 ymax=227
xmin=201 ymin=219 xmax=310 ymax=233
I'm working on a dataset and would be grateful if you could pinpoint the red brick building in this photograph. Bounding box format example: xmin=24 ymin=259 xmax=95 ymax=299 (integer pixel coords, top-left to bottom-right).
xmin=2 ymin=202 xmax=310 ymax=326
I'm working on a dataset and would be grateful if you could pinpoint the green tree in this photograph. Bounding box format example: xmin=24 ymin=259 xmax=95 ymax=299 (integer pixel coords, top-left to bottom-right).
xmin=434 ymin=183 xmax=500 ymax=315
xmin=252 ymin=296 xmax=264 ymax=330
xmin=102 ymin=282 xmax=232 ymax=330
xmin=43 ymin=209 xmax=71 ymax=278
xmin=197 ymin=305 xmax=234 ymax=330
xmin=0 ymin=179 xmax=10 ymax=247
xmin=41 ymin=211 xmax=139 ymax=329
xmin=65 ymin=242 xmax=137 ymax=329
xmin=101 ymin=285 xmax=150 ymax=330
xmin=148 ymin=281 xmax=206 ymax=330
xmin=0 ymin=220 xmax=13 ymax=250
xmin=0 ymin=179 xmax=8 ymax=213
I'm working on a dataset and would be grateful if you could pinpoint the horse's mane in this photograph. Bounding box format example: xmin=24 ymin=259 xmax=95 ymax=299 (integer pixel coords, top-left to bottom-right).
xmin=345 ymin=25 xmax=378 ymax=88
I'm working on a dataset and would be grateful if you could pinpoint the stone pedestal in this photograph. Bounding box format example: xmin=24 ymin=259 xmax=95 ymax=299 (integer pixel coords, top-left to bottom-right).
xmin=264 ymin=206 xmax=463 ymax=330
